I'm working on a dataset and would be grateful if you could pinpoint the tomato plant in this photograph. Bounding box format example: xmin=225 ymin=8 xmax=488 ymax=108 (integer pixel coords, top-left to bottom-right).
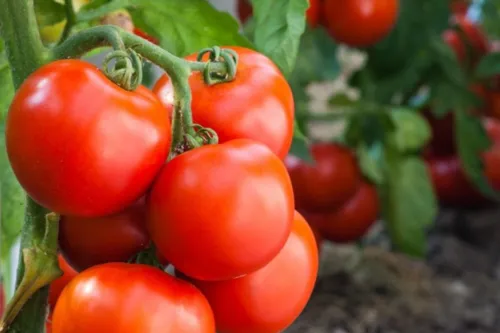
xmin=186 ymin=211 xmax=318 ymax=333
xmin=322 ymin=0 xmax=400 ymax=47
xmin=6 ymin=60 xmax=171 ymax=217
xmin=58 ymin=199 xmax=150 ymax=271
xmin=52 ymin=263 xmax=215 ymax=333
xmin=238 ymin=0 xmax=320 ymax=27
xmin=154 ymin=46 xmax=294 ymax=159
xmin=48 ymin=255 xmax=78 ymax=312
xmin=285 ymin=143 xmax=361 ymax=211
xmin=443 ymin=16 xmax=489 ymax=66
xmin=148 ymin=139 xmax=294 ymax=281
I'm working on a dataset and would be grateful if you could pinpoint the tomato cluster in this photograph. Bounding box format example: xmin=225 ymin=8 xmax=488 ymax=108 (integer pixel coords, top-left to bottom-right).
xmin=6 ymin=47 xmax=318 ymax=333
xmin=238 ymin=0 xmax=400 ymax=48
xmin=285 ymin=143 xmax=380 ymax=244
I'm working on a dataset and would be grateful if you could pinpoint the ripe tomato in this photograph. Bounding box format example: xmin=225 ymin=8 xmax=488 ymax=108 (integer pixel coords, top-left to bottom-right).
xmin=187 ymin=211 xmax=318 ymax=333
xmin=237 ymin=0 xmax=320 ymax=27
xmin=443 ymin=16 xmax=489 ymax=65
xmin=487 ymin=91 xmax=500 ymax=120
xmin=153 ymin=46 xmax=294 ymax=159
xmin=59 ymin=199 xmax=149 ymax=271
xmin=148 ymin=139 xmax=294 ymax=281
xmin=52 ymin=263 xmax=215 ymax=333
xmin=323 ymin=0 xmax=399 ymax=47
xmin=302 ymin=182 xmax=379 ymax=243
xmin=285 ymin=143 xmax=361 ymax=212
xmin=48 ymin=254 xmax=78 ymax=311
xmin=6 ymin=60 xmax=171 ymax=217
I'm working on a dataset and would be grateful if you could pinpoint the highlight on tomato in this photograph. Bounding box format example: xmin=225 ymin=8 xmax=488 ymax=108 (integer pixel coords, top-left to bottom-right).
xmin=51 ymin=263 xmax=215 ymax=333
xmin=5 ymin=60 xmax=171 ymax=217
xmin=184 ymin=211 xmax=319 ymax=333
xmin=153 ymin=46 xmax=294 ymax=159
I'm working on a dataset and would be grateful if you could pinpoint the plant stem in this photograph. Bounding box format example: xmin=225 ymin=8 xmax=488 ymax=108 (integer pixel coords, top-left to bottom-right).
xmin=58 ymin=0 xmax=77 ymax=44
xmin=0 ymin=0 xmax=58 ymax=332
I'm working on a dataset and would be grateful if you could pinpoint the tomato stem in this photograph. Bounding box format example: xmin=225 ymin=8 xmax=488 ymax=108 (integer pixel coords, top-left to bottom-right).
xmin=57 ymin=0 xmax=77 ymax=45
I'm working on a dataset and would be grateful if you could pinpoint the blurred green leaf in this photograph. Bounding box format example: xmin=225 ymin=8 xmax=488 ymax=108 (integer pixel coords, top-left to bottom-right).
xmin=128 ymin=0 xmax=252 ymax=56
xmin=250 ymin=0 xmax=308 ymax=75
xmin=0 ymin=55 xmax=14 ymax=123
xmin=34 ymin=0 xmax=66 ymax=26
xmin=475 ymin=52 xmax=500 ymax=79
xmin=387 ymin=107 xmax=431 ymax=152
xmin=358 ymin=141 xmax=384 ymax=185
xmin=382 ymin=153 xmax=437 ymax=257
xmin=289 ymin=121 xmax=313 ymax=162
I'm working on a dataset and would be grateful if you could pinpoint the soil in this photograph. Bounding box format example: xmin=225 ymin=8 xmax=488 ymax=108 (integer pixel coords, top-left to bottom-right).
xmin=287 ymin=207 xmax=500 ymax=333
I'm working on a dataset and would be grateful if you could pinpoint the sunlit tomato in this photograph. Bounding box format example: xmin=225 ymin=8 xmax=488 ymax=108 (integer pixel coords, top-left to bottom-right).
xmin=48 ymin=254 xmax=78 ymax=311
xmin=52 ymin=263 xmax=215 ymax=333
xmin=59 ymin=199 xmax=149 ymax=271
xmin=443 ymin=16 xmax=489 ymax=65
xmin=285 ymin=143 xmax=361 ymax=212
xmin=134 ymin=28 xmax=159 ymax=45
xmin=187 ymin=211 xmax=318 ymax=333
xmin=148 ymin=139 xmax=294 ymax=281
xmin=153 ymin=46 xmax=294 ymax=159
xmin=6 ymin=60 xmax=171 ymax=217
xmin=302 ymin=182 xmax=379 ymax=243
xmin=237 ymin=0 xmax=320 ymax=27
xmin=323 ymin=0 xmax=399 ymax=47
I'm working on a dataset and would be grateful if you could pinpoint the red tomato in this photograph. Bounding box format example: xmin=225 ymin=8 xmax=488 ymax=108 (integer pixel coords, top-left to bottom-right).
xmin=147 ymin=139 xmax=294 ymax=281
xmin=48 ymin=254 xmax=78 ymax=311
xmin=59 ymin=199 xmax=149 ymax=271
xmin=443 ymin=16 xmax=489 ymax=65
xmin=133 ymin=28 xmax=159 ymax=45
xmin=302 ymin=182 xmax=379 ymax=243
xmin=153 ymin=46 xmax=294 ymax=159
xmin=52 ymin=263 xmax=215 ymax=333
xmin=450 ymin=0 xmax=469 ymax=16
xmin=46 ymin=314 xmax=53 ymax=333
xmin=237 ymin=0 xmax=320 ymax=27
xmin=188 ymin=211 xmax=318 ymax=333
xmin=6 ymin=60 xmax=171 ymax=217
xmin=323 ymin=0 xmax=399 ymax=47
xmin=285 ymin=143 xmax=361 ymax=212
xmin=422 ymin=110 xmax=456 ymax=157
xmin=487 ymin=91 xmax=500 ymax=120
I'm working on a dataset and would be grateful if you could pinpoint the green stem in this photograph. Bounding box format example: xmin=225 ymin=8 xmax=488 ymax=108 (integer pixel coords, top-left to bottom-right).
xmin=0 ymin=0 xmax=59 ymax=332
xmin=57 ymin=0 xmax=77 ymax=45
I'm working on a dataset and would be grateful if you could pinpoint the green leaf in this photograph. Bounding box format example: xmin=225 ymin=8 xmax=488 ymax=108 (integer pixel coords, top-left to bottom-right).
xmin=0 ymin=57 xmax=14 ymax=123
xmin=475 ymin=52 xmax=500 ymax=79
xmin=34 ymin=0 xmax=66 ymax=26
xmin=387 ymin=107 xmax=431 ymax=153
xmin=250 ymin=0 xmax=308 ymax=75
xmin=383 ymin=154 xmax=437 ymax=257
xmin=455 ymin=109 xmax=500 ymax=201
xmin=357 ymin=141 xmax=384 ymax=185
xmin=128 ymin=0 xmax=253 ymax=56
xmin=289 ymin=121 xmax=313 ymax=162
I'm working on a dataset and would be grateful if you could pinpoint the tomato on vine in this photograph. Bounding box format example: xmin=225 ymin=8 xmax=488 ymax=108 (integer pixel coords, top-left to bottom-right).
xmin=59 ymin=199 xmax=150 ymax=271
xmin=153 ymin=46 xmax=294 ymax=159
xmin=52 ymin=263 xmax=215 ymax=333
xmin=186 ymin=211 xmax=318 ymax=333
xmin=6 ymin=60 xmax=171 ymax=217
xmin=48 ymin=254 xmax=78 ymax=311
xmin=322 ymin=0 xmax=399 ymax=47
xmin=285 ymin=143 xmax=361 ymax=211
xmin=237 ymin=0 xmax=320 ymax=27
xmin=301 ymin=182 xmax=379 ymax=243
xmin=148 ymin=139 xmax=294 ymax=281
xmin=443 ymin=16 xmax=489 ymax=66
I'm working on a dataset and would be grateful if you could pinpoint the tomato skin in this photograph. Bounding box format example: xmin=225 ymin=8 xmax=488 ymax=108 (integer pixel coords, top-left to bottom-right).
xmin=52 ymin=263 xmax=215 ymax=333
xmin=153 ymin=46 xmax=294 ymax=159
xmin=443 ymin=16 xmax=489 ymax=65
xmin=302 ymin=182 xmax=379 ymax=243
xmin=59 ymin=199 xmax=149 ymax=272
xmin=323 ymin=0 xmax=399 ymax=47
xmin=148 ymin=139 xmax=294 ymax=281
xmin=188 ymin=211 xmax=318 ymax=333
xmin=48 ymin=254 xmax=78 ymax=311
xmin=6 ymin=60 xmax=171 ymax=217
xmin=237 ymin=0 xmax=320 ymax=27
xmin=285 ymin=143 xmax=361 ymax=212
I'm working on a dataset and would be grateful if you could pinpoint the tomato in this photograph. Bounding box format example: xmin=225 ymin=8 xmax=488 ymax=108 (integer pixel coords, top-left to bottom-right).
xmin=134 ymin=28 xmax=159 ymax=45
xmin=59 ymin=199 xmax=149 ymax=272
xmin=187 ymin=211 xmax=318 ymax=333
xmin=422 ymin=110 xmax=455 ymax=157
xmin=323 ymin=0 xmax=399 ymax=47
xmin=6 ymin=60 xmax=171 ymax=217
xmin=153 ymin=46 xmax=294 ymax=159
xmin=443 ymin=16 xmax=489 ymax=66
xmin=52 ymin=263 xmax=215 ymax=333
xmin=285 ymin=143 xmax=361 ymax=212
xmin=48 ymin=254 xmax=78 ymax=311
xmin=450 ymin=0 xmax=469 ymax=16
xmin=301 ymin=182 xmax=379 ymax=243
xmin=148 ymin=139 xmax=294 ymax=281
xmin=487 ymin=91 xmax=500 ymax=120
xmin=237 ymin=0 xmax=320 ymax=27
